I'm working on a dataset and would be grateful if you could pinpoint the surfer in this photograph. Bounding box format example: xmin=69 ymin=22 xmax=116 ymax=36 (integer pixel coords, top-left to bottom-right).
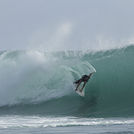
xmin=74 ymin=72 xmax=94 ymax=92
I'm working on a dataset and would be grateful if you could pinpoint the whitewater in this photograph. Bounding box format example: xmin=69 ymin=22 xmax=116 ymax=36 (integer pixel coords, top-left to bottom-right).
xmin=0 ymin=45 xmax=134 ymax=133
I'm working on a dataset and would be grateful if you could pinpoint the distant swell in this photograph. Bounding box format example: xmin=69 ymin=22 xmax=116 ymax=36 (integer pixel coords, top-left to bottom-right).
xmin=0 ymin=45 xmax=134 ymax=117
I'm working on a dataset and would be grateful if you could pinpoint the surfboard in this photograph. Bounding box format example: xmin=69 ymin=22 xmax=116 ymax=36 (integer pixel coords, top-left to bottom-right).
xmin=73 ymin=82 xmax=85 ymax=97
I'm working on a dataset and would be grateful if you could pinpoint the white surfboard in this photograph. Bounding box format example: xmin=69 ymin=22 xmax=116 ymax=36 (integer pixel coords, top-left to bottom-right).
xmin=73 ymin=82 xmax=85 ymax=97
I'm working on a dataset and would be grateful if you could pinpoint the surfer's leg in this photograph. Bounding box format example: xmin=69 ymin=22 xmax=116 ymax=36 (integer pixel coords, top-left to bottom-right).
xmin=75 ymin=79 xmax=82 ymax=91
xmin=80 ymin=82 xmax=86 ymax=92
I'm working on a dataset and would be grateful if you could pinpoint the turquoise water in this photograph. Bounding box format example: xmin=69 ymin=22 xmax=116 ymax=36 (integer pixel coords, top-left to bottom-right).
xmin=0 ymin=45 xmax=134 ymax=133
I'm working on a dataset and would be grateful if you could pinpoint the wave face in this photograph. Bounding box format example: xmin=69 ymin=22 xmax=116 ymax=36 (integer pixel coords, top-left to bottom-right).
xmin=0 ymin=45 xmax=134 ymax=117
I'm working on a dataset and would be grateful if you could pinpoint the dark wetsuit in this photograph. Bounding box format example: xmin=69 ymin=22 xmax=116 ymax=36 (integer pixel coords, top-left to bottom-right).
xmin=74 ymin=75 xmax=89 ymax=84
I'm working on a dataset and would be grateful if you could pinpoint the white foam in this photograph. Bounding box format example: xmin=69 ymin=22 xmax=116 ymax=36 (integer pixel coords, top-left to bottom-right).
xmin=0 ymin=116 xmax=134 ymax=128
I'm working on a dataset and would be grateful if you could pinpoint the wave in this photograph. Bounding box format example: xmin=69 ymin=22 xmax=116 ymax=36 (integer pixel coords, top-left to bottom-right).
xmin=0 ymin=45 xmax=134 ymax=117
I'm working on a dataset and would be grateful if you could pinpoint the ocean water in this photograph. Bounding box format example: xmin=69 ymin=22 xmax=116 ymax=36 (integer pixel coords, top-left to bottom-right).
xmin=0 ymin=45 xmax=134 ymax=133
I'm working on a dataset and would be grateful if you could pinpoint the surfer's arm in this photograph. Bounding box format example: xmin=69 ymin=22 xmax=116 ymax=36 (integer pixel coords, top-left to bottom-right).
xmin=88 ymin=72 xmax=95 ymax=78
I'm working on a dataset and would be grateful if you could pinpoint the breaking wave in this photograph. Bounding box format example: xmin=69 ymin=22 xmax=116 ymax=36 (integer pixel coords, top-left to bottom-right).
xmin=0 ymin=45 xmax=134 ymax=117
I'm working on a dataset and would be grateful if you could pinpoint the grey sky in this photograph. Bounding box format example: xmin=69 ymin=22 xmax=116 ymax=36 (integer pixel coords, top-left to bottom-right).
xmin=0 ymin=0 xmax=134 ymax=51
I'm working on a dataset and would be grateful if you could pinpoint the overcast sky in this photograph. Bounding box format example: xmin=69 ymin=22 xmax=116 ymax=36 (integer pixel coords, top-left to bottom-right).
xmin=0 ymin=0 xmax=134 ymax=51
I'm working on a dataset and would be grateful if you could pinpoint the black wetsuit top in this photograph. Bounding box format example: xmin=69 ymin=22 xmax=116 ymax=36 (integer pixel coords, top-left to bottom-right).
xmin=82 ymin=75 xmax=89 ymax=82
xmin=75 ymin=75 xmax=89 ymax=84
